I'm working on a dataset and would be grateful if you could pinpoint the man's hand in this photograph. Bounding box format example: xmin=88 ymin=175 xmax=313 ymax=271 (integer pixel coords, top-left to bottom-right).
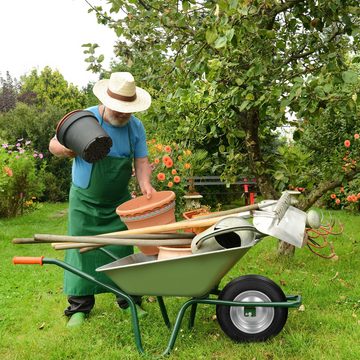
xmin=49 ymin=137 xmax=76 ymax=158
xmin=140 ymin=183 xmax=156 ymax=199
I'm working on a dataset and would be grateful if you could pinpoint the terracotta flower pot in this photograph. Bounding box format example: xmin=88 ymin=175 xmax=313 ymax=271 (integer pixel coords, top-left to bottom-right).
xmin=157 ymin=245 xmax=192 ymax=261
xmin=182 ymin=208 xmax=215 ymax=234
xmin=116 ymin=191 xmax=176 ymax=255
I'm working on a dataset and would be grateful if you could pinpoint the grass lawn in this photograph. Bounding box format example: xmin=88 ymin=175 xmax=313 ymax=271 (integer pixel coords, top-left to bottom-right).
xmin=0 ymin=203 xmax=360 ymax=359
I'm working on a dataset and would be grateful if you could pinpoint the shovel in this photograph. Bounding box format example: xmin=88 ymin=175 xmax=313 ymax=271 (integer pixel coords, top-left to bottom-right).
xmin=252 ymin=192 xmax=307 ymax=248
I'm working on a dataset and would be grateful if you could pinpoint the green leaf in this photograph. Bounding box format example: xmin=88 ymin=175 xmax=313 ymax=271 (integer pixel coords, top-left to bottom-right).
xmin=214 ymin=36 xmax=227 ymax=49
xmin=342 ymin=70 xmax=358 ymax=84
xmin=206 ymin=28 xmax=218 ymax=45
xmin=239 ymin=100 xmax=249 ymax=111
xmin=245 ymin=93 xmax=255 ymax=101
xmin=274 ymin=171 xmax=285 ymax=181
xmin=225 ymin=28 xmax=235 ymax=41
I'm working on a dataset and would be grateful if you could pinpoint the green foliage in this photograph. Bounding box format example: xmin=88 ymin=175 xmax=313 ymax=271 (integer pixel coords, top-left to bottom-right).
xmin=273 ymin=143 xmax=314 ymax=192
xmin=19 ymin=66 xmax=87 ymax=113
xmin=0 ymin=140 xmax=46 ymax=217
xmin=0 ymin=103 xmax=72 ymax=201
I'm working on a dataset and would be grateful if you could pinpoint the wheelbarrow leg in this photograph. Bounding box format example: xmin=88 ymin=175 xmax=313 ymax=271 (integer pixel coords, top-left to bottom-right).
xmin=188 ymin=303 xmax=197 ymax=329
xmin=157 ymin=296 xmax=171 ymax=329
xmin=36 ymin=258 xmax=147 ymax=355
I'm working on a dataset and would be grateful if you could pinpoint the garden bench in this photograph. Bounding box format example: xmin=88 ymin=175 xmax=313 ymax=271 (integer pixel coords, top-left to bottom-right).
xmin=187 ymin=176 xmax=257 ymax=205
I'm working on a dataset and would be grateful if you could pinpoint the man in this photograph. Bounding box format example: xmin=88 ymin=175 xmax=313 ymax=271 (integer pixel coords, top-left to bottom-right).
xmin=49 ymin=72 xmax=155 ymax=327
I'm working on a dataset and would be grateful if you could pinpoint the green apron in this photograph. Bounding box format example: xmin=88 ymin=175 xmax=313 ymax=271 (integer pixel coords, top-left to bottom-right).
xmin=64 ymin=126 xmax=134 ymax=296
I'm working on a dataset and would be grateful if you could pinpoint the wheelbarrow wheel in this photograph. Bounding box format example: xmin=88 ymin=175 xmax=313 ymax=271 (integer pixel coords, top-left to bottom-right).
xmin=216 ymin=274 xmax=288 ymax=342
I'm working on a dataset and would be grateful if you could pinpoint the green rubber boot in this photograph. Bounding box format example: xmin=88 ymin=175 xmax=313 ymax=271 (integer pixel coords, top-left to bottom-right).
xmin=67 ymin=312 xmax=86 ymax=328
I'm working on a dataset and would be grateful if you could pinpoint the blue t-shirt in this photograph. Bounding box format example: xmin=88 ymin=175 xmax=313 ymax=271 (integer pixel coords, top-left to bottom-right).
xmin=72 ymin=106 xmax=148 ymax=189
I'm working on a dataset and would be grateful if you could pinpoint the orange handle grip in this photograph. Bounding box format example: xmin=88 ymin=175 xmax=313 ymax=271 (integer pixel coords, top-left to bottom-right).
xmin=12 ymin=256 xmax=44 ymax=265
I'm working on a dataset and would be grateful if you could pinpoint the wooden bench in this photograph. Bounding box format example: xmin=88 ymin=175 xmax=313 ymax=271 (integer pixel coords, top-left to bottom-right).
xmin=187 ymin=176 xmax=257 ymax=205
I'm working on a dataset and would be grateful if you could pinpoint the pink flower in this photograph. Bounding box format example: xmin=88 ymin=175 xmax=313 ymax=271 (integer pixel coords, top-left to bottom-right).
xmin=344 ymin=140 xmax=351 ymax=148
xmin=2 ymin=143 xmax=8 ymax=148
xmin=33 ymin=153 xmax=38 ymax=158
xmin=16 ymin=143 xmax=21 ymax=147
xmin=354 ymin=134 xmax=360 ymax=140
xmin=39 ymin=153 xmax=44 ymax=159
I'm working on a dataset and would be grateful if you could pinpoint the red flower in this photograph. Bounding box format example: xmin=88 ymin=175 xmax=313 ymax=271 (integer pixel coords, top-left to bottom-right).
xmin=164 ymin=145 xmax=172 ymax=153
xmin=3 ymin=166 xmax=13 ymax=177
xmin=162 ymin=155 xmax=171 ymax=164
xmin=330 ymin=194 xmax=336 ymax=199
xmin=165 ymin=158 xmax=174 ymax=168
xmin=171 ymin=169 xmax=177 ymax=175
xmin=167 ymin=181 xmax=174 ymax=188
xmin=157 ymin=172 xmax=166 ymax=181
xmin=335 ymin=198 xmax=341 ymax=205
xmin=173 ymin=176 xmax=181 ymax=183
xmin=354 ymin=133 xmax=359 ymax=140
xmin=344 ymin=140 xmax=351 ymax=148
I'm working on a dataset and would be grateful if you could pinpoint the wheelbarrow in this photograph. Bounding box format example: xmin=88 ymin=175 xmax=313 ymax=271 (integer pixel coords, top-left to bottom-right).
xmin=13 ymin=221 xmax=302 ymax=356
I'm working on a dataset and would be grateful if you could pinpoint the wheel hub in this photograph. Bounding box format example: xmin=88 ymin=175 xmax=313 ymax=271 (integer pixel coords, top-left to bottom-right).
xmin=230 ymin=290 xmax=274 ymax=334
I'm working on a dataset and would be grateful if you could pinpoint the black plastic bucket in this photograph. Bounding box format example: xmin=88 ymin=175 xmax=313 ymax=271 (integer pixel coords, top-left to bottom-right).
xmin=56 ymin=110 xmax=112 ymax=163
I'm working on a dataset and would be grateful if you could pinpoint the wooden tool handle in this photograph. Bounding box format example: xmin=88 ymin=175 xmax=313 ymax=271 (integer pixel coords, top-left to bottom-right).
xmin=52 ymin=238 xmax=192 ymax=250
xmin=101 ymin=213 xmax=232 ymax=237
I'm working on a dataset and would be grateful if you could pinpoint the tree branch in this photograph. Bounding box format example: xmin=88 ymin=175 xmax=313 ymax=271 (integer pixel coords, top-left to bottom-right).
xmin=298 ymin=169 xmax=360 ymax=211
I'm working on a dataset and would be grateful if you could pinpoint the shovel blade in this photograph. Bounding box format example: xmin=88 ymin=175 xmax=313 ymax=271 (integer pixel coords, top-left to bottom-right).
xmin=253 ymin=206 xmax=306 ymax=248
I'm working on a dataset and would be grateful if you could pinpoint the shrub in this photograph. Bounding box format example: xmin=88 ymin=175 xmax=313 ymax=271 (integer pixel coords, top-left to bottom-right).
xmin=323 ymin=133 xmax=360 ymax=211
xmin=0 ymin=139 xmax=46 ymax=217
xmin=0 ymin=103 xmax=72 ymax=201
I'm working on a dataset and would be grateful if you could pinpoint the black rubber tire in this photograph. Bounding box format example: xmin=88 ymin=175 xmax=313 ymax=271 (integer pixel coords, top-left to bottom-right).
xmin=216 ymin=274 xmax=288 ymax=342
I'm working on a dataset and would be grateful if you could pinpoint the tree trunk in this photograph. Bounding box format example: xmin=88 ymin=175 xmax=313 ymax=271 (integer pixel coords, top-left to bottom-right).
xmin=237 ymin=109 xmax=295 ymax=256
xmin=239 ymin=109 xmax=278 ymax=199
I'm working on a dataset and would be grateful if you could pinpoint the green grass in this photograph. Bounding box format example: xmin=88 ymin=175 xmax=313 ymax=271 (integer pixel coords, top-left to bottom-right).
xmin=1 ymin=204 xmax=360 ymax=359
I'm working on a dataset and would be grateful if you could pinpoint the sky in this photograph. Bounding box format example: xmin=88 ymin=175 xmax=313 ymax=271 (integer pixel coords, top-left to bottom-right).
xmin=1 ymin=0 xmax=117 ymax=88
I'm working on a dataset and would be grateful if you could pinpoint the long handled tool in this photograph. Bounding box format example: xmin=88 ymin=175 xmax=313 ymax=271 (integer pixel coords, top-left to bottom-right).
xmin=32 ymin=234 xmax=192 ymax=247
xmin=98 ymin=199 xmax=282 ymax=238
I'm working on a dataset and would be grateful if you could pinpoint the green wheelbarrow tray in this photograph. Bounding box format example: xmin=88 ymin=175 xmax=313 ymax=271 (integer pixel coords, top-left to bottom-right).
xmin=96 ymin=243 xmax=254 ymax=297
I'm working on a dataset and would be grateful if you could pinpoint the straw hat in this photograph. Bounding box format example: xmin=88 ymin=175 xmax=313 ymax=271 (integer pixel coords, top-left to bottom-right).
xmin=93 ymin=72 xmax=151 ymax=113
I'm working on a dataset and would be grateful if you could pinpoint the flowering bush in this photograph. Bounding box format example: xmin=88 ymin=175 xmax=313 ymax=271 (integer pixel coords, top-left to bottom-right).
xmin=147 ymin=140 xmax=193 ymax=201
xmin=0 ymin=139 xmax=46 ymax=217
xmin=325 ymin=133 xmax=360 ymax=210
xmin=129 ymin=140 xmax=210 ymax=215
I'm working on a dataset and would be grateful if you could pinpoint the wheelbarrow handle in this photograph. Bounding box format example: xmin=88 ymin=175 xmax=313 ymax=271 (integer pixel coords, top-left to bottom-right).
xmin=13 ymin=256 xmax=44 ymax=265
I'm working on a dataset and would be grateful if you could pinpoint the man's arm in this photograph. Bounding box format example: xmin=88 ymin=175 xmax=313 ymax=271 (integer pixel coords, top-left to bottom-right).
xmin=134 ymin=157 xmax=155 ymax=199
xmin=49 ymin=137 xmax=76 ymax=158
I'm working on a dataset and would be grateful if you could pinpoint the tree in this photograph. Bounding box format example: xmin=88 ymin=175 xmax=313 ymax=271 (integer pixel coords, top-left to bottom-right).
xmin=19 ymin=66 xmax=87 ymax=113
xmin=85 ymin=1 xmax=360 ymax=253
xmin=0 ymin=71 xmax=18 ymax=112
